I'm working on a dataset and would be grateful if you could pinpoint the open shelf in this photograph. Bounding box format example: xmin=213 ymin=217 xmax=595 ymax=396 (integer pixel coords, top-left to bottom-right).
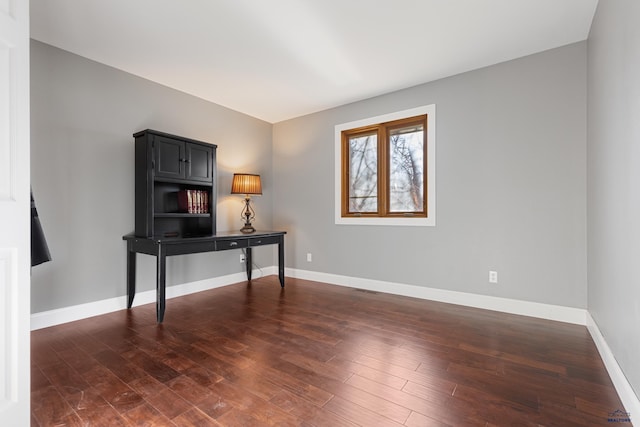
xmin=154 ymin=213 xmax=211 ymax=218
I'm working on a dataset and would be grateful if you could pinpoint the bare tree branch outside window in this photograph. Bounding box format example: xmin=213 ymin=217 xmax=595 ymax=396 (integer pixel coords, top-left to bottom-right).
xmin=389 ymin=125 xmax=424 ymax=212
xmin=349 ymin=134 xmax=378 ymax=212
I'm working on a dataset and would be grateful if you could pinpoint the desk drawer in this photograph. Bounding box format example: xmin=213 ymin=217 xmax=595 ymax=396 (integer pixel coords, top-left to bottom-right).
xmin=216 ymin=239 xmax=249 ymax=251
xmin=249 ymin=236 xmax=281 ymax=247
xmin=165 ymin=241 xmax=214 ymax=256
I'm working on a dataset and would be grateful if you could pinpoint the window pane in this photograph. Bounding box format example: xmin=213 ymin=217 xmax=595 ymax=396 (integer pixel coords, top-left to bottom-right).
xmin=389 ymin=125 xmax=424 ymax=212
xmin=349 ymin=134 xmax=377 ymax=213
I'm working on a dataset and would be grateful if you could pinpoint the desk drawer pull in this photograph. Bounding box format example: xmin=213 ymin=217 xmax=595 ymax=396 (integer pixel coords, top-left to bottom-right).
xmin=229 ymin=241 xmax=238 ymax=246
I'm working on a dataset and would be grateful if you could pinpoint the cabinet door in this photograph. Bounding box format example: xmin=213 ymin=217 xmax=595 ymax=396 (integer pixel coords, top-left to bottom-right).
xmin=186 ymin=143 xmax=213 ymax=182
xmin=155 ymin=136 xmax=185 ymax=179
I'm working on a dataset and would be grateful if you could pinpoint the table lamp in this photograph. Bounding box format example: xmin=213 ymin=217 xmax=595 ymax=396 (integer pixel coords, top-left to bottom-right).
xmin=231 ymin=173 xmax=262 ymax=233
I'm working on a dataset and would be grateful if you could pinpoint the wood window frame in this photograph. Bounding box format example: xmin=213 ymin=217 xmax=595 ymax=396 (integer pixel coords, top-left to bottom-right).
xmin=335 ymin=105 xmax=436 ymax=227
xmin=341 ymin=115 xmax=428 ymax=218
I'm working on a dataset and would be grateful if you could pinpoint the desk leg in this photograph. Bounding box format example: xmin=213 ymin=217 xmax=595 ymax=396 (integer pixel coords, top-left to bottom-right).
xmin=156 ymin=245 xmax=166 ymax=323
xmin=278 ymin=240 xmax=285 ymax=287
xmin=126 ymin=242 xmax=136 ymax=308
xmin=245 ymin=248 xmax=252 ymax=281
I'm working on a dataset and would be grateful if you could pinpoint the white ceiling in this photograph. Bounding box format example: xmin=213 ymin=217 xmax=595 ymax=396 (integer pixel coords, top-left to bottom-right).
xmin=30 ymin=0 xmax=598 ymax=123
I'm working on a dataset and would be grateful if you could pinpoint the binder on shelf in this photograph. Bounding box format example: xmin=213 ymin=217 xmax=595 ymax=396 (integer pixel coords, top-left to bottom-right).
xmin=177 ymin=190 xmax=191 ymax=213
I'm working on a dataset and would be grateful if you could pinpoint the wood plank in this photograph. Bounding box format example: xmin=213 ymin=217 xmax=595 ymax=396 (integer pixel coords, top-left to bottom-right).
xmin=320 ymin=379 xmax=412 ymax=423
xmin=122 ymin=402 xmax=177 ymax=426
xmin=172 ymin=408 xmax=223 ymax=427
xmin=345 ymin=374 xmax=450 ymax=416
xmin=324 ymin=396 xmax=406 ymax=427
xmin=166 ymin=375 xmax=214 ymax=405
xmin=354 ymin=354 xmax=457 ymax=394
xmin=327 ymin=356 xmax=408 ymax=390
xmin=145 ymin=387 xmax=192 ymax=419
xmin=404 ymin=411 xmax=452 ymax=427
xmin=269 ymin=389 xmax=358 ymax=427
xmin=31 ymin=386 xmax=79 ymax=426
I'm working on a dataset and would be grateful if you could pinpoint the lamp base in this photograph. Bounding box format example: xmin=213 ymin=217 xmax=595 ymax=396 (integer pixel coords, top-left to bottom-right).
xmin=239 ymin=196 xmax=256 ymax=233
xmin=240 ymin=224 xmax=256 ymax=233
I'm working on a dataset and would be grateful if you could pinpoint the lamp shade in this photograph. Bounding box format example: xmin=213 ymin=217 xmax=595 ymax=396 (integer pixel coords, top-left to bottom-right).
xmin=231 ymin=173 xmax=262 ymax=195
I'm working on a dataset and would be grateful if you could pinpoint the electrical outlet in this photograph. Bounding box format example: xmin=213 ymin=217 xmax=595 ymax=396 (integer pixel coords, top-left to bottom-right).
xmin=489 ymin=270 xmax=498 ymax=283
xmin=240 ymin=253 xmax=245 ymax=263
xmin=306 ymin=253 xmax=312 ymax=262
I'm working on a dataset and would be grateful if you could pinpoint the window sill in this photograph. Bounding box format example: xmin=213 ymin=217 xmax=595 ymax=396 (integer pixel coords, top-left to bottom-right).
xmin=335 ymin=216 xmax=435 ymax=227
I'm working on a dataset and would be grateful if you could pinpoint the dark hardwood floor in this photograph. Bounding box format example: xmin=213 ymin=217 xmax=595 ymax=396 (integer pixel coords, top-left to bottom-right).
xmin=31 ymin=276 xmax=628 ymax=426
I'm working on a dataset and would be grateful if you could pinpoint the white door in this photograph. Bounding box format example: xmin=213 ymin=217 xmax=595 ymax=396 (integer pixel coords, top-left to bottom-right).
xmin=0 ymin=0 xmax=31 ymax=425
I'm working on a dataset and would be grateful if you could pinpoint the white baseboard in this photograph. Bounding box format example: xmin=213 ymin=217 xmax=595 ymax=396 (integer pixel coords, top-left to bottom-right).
xmin=286 ymin=268 xmax=587 ymax=325
xmin=32 ymin=266 xmax=585 ymax=330
xmin=587 ymin=313 xmax=640 ymax=419
xmin=30 ymin=266 xmax=277 ymax=330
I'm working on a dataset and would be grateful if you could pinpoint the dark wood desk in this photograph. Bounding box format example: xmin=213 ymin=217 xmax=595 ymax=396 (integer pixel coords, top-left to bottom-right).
xmin=123 ymin=230 xmax=286 ymax=322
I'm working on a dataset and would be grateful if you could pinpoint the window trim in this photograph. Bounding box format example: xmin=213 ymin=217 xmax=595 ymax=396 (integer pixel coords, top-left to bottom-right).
xmin=335 ymin=105 xmax=436 ymax=226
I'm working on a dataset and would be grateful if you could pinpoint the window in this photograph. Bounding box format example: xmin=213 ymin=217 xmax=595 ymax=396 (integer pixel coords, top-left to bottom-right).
xmin=343 ymin=115 xmax=426 ymax=216
xmin=335 ymin=105 xmax=435 ymax=226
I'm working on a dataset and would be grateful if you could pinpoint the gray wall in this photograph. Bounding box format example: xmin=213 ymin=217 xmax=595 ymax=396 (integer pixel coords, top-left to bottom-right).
xmin=31 ymin=40 xmax=590 ymax=315
xmin=273 ymin=42 xmax=587 ymax=308
xmin=587 ymin=1 xmax=640 ymax=399
xmin=30 ymin=40 xmax=274 ymax=313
